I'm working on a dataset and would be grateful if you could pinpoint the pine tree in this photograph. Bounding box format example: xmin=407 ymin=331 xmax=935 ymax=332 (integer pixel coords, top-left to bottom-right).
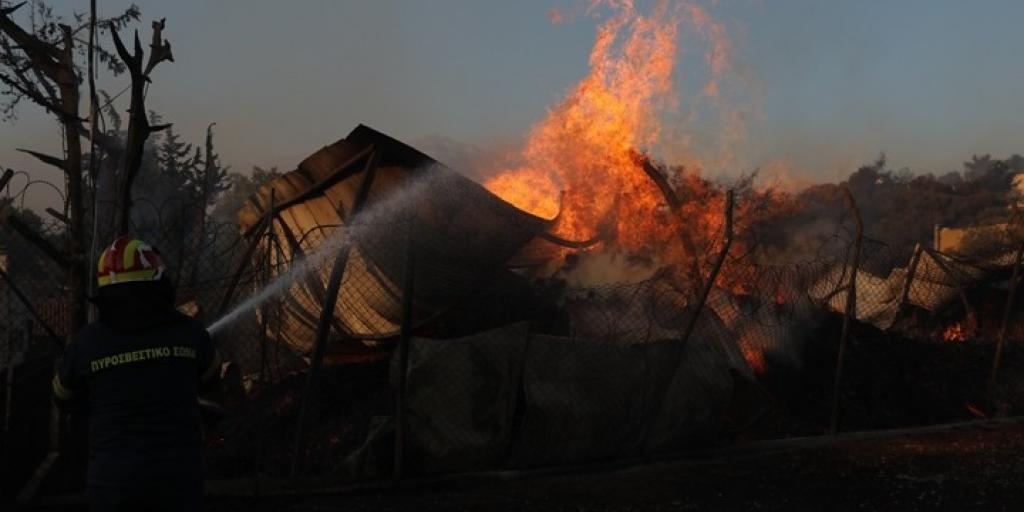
xmin=155 ymin=122 xmax=200 ymax=200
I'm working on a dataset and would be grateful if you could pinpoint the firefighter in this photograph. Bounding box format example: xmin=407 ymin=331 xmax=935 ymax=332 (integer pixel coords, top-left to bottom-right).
xmin=52 ymin=236 xmax=220 ymax=511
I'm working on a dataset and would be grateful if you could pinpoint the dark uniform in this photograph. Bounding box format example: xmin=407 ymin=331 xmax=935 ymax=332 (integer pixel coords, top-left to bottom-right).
xmin=53 ymin=283 xmax=219 ymax=511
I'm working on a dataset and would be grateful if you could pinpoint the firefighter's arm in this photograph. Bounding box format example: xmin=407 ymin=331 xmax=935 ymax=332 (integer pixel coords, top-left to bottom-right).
xmin=196 ymin=328 xmax=223 ymax=388
xmin=52 ymin=341 xmax=86 ymax=409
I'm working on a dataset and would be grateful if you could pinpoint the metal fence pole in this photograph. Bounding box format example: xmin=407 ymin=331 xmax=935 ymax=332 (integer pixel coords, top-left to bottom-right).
xmin=900 ymin=244 xmax=923 ymax=306
xmin=258 ymin=232 xmax=274 ymax=388
xmin=679 ymin=189 xmax=734 ymax=346
xmin=3 ymin=327 xmax=13 ymax=477
xmin=989 ymin=241 xmax=1024 ymax=407
xmin=259 ymin=191 xmax=277 ymax=387
xmin=394 ymin=216 xmax=416 ymax=480
xmin=829 ymin=187 xmax=862 ymax=435
xmin=289 ymin=243 xmax=350 ymax=477
xmin=290 ymin=152 xmax=379 ymax=477
xmin=638 ymin=190 xmax=733 ymax=451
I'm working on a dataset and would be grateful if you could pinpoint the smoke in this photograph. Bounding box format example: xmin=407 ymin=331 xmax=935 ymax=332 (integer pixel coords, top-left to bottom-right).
xmin=412 ymin=134 xmax=524 ymax=183
xmin=555 ymin=250 xmax=662 ymax=287
xmin=205 ymin=168 xmax=444 ymax=336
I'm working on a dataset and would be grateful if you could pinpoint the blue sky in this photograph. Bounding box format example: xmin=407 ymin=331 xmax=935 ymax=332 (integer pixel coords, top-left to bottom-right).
xmin=2 ymin=0 xmax=1023 ymax=210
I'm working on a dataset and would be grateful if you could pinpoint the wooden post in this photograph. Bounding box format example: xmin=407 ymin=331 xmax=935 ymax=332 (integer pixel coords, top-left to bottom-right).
xmin=394 ymin=216 xmax=416 ymax=480
xmin=989 ymin=242 xmax=1024 ymax=407
xmin=830 ymin=187 xmax=863 ymax=435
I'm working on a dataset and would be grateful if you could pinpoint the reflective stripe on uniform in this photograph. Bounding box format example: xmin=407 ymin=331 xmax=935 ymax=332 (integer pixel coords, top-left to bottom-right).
xmin=51 ymin=374 xmax=75 ymax=400
xmin=89 ymin=346 xmax=197 ymax=373
xmin=122 ymin=238 xmax=143 ymax=269
xmin=96 ymin=268 xmax=160 ymax=287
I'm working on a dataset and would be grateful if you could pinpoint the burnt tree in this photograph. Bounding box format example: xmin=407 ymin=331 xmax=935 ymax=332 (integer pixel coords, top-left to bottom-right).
xmin=0 ymin=3 xmax=171 ymax=333
xmin=0 ymin=2 xmax=91 ymax=332
xmin=109 ymin=17 xmax=172 ymax=232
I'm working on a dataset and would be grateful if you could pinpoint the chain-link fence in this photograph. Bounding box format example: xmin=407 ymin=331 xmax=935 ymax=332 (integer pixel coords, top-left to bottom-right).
xmin=4 ymin=189 xmax=1024 ymax=502
xmin=0 ymin=219 xmax=69 ymax=499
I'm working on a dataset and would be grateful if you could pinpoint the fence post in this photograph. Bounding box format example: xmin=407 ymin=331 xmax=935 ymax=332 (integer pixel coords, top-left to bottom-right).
xmin=258 ymin=235 xmax=269 ymax=386
xmin=394 ymin=215 xmax=416 ymax=480
xmin=3 ymin=327 xmax=13 ymax=473
xmin=638 ymin=190 xmax=733 ymax=451
xmin=679 ymin=189 xmax=734 ymax=346
xmin=900 ymin=243 xmax=923 ymax=306
xmin=258 ymin=190 xmax=276 ymax=388
xmin=829 ymin=187 xmax=862 ymax=435
xmin=289 ymin=151 xmax=379 ymax=477
xmin=289 ymin=237 xmax=351 ymax=477
xmin=988 ymin=241 xmax=1024 ymax=407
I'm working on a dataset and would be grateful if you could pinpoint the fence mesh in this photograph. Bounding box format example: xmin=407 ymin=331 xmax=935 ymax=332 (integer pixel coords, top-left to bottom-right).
xmin=3 ymin=193 xmax=1024 ymax=499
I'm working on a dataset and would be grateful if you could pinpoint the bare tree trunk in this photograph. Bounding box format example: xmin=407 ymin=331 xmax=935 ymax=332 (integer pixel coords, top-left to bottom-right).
xmin=829 ymin=187 xmax=863 ymax=435
xmin=186 ymin=123 xmax=216 ymax=290
xmin=110 ymin=20 xmax=173 ymax=233
xmin=57 ymin=24 xmax=86 ymax=333
xmin=95 ymin=156 xmax=118 ymax=243
xmin=86 ymin=0 xmax=99 ymax=322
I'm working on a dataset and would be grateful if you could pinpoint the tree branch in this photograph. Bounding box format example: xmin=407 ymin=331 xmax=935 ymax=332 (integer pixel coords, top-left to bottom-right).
xmin=631 ymin=150 xmax=703 ymax=284
xmin=45 ymin=207 xmax=70 ymax=225
xmin=632 ymin=150 xmax=682 ymax=210
xmin=143 ymin=18 xmax=171 ymax=77
xmin=16 ymin=148 xmax=66 ymax=170
xmin=0 ymin=3 xmax=63 ymax=79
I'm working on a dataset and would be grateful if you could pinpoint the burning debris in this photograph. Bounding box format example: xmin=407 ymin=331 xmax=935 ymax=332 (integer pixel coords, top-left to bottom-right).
xmin=482 ymin=0 xmax=792 ymax=289
xmin=201 ymin=0 xmax=1024 ymax=482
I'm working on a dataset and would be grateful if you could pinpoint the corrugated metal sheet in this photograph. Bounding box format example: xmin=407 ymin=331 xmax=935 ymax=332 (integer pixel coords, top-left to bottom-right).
xmin=237 ymin=125 xmax=554 ymax=356
xmin=809 ymin=244 xmax=1011 ymax=330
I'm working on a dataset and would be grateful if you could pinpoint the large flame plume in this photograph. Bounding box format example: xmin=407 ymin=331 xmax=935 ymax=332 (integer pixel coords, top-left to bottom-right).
xmin=485 ymin=0 xmax=760 ymax=277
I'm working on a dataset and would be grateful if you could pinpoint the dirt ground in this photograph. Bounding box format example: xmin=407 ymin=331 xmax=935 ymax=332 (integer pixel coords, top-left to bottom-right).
xmin=202 ymin=418 xmax=1024 ymax=512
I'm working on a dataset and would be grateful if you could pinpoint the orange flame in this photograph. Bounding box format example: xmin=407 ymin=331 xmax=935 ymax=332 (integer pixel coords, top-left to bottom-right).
xmin=738 ymin=328 xmax=767 ymax=375
xmin=942 ymin=322 xmax=967 ymax=343
xmin=942 ymin=312 xmax=977 ymax=343
xmin=485 ymin=1 xmax=752 ymax=276
xmin=740 ymin=344 xmax=767 ymax=375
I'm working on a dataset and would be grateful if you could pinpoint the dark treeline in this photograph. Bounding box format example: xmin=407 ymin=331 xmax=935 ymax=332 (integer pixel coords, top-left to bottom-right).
xmin=761 ymin=154 xmax=1024 ymax=264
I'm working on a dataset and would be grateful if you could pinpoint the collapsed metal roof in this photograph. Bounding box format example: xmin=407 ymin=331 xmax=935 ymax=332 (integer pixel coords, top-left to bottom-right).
xmin=810 ymin=243 xmax=1015 ymax=330
xmin=237 ymin=125 xmax=571 ymax=358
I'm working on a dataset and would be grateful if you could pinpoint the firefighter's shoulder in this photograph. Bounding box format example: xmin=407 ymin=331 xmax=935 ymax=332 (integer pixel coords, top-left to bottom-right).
xmin=174 ymin=312 xmax=209 ymax=340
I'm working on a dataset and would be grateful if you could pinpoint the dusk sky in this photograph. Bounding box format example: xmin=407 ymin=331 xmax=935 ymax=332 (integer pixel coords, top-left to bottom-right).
xmin=2 ymin=0 xmax=1023 ymax=212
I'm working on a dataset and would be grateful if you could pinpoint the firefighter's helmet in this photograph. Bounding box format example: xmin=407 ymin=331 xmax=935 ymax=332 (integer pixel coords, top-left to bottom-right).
xmin=96 ymin=236 xmax=165 ymax=287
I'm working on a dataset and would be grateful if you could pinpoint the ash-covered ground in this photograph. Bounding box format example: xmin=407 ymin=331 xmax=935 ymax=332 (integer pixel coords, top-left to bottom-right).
xmin=205 ymin=418 xmax=1024 ymax=512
